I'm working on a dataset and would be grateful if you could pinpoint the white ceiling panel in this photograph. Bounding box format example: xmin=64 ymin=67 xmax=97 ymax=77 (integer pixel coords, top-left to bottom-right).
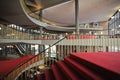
xmin=43 ymin=0 xmax=120 ymax=25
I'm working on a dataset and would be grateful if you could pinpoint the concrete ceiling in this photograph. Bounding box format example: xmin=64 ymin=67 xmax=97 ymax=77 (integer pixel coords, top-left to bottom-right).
xmin=42 ymin=0 xmax=120 ymax=26
xmin=0 ymin=0 xmax=120 ymax=29
xmin=0 ymin=0 xmax=38 ymax=28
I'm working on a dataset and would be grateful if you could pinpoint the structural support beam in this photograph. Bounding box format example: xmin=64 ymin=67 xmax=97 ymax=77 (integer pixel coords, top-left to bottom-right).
xmin=39 ymin=9 xmax=43 ymax=21
xmin=40 ymin=27 xmax=43 ymax=38
xmin=75 ymin=0 xmax=79 ymax=37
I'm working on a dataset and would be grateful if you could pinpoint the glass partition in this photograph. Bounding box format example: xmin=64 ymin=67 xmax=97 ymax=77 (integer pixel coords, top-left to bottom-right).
xmin=108 ymin=9 xmax=120 ymax=35
xmin=0 ymin=24 xmax=61 ymax=40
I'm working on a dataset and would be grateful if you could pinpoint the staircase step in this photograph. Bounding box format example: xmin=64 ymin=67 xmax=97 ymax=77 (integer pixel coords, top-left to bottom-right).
xmin=52 ymin=64 xmax=67 ymax=80
xmin=70 ymin=53 xmax=120 ymax=79
xmin=37 ymin=73 xmax=45 ymax=80
xmin=38 ymin=53 xmax=120 ymax=80
xmin=64 ymin=57 xmax=103 ymax=80
xmin=45 ymin=69 xmax=55 ymax=80
xmin=57 ymin=61 xmax=84 ymax=80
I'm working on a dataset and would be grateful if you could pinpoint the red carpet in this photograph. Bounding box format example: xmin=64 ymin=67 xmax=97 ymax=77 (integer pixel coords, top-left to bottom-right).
xmin=1 ymin=52 xmax=120 ymax=80
xmin=71 ymin=52 xmax=120 ymax=74
xmin=0 ymin=55 xmax=35 ymax=78
xmin=44 ymin=52 xmax=120 ymax=80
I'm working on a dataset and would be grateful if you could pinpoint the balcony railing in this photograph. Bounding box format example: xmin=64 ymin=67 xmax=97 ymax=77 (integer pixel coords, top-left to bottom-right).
xmin=0 ymin=33 xmax=120 ymax=80
xmin=0 ymin=36 xmax=66 ymax=80
xmin=0 ymin=24 xmax=61 ymax=40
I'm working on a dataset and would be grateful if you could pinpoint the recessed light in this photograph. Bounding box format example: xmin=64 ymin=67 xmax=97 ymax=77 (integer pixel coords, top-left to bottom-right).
xmin=119 ymin=9 xmax=120 ymax=12
xmin=119 ymin=25 xmax=120 ymax=27
xmin=0 ymin=48 xmax=2 ymax=50
xmin=111 ymin=29 xmax=114 ymax=31
xmin=111 ymin=16 xmax=114 ymax=19
xmin=101 ymin=32 xmax=103 ymax=34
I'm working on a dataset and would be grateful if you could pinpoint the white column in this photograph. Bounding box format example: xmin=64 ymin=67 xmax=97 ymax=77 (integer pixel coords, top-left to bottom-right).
xmin=75 ymin=0 xmax=80 ymax=38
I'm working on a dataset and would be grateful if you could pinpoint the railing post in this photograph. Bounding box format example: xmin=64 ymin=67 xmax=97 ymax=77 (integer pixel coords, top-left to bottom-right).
xmin=39 ymin=9 xmax=43 ymax=21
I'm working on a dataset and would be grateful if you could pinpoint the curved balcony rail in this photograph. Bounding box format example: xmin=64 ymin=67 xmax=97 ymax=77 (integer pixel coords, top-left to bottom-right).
xmin=0 ymin=32 xmax=120 ymax=80
xmin=19 ymin=0 xmax=104 ymax=32
xmin=0 ymin=35 xmax=66 ymax=80
xmin=0 ymin=23 xmax=107 ymax=40
xmin=0 ymin=24 xmax=65 ymax=40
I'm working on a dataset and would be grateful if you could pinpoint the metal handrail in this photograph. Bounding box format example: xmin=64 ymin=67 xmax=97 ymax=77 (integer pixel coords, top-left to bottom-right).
xmin=1 ymin=35 xmax=67 ymax=79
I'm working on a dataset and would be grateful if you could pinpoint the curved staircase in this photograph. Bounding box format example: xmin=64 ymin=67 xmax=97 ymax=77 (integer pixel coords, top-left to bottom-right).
xmin=0 ymin=52 xmax=120 ymax=80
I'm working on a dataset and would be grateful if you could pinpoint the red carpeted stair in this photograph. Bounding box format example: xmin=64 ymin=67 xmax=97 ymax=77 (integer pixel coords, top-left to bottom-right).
xmin=70 ymin=52 xmax=120 ymax=79
xmin=45 ymin=69 xmax=55 ymax=80
xmin=1 ymin=52 xmax=120 ymax=80
xmin=37 ymin=73 xmax=45 ymax=80
xmin=64 ymin=56 xmax=103 ymax=80
xmin=57 ymin=61 xmax=84 ymax=80
xmin=43 ymin=52 xmax=120 ymax=80
xmin=52 ymin=64 xmax=67 ymax=80
xmin=0 ymin=55 xmax=35 ymax=78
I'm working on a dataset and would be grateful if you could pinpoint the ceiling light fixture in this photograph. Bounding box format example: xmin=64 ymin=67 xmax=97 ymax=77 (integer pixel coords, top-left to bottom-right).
xmin=35 ymin=5 xmax=42 ymax=10
xmin=52 ymin=24 xmax=56 ymax=26
xmin=111 ymin=16 xmax=114 ymax=19
xmin=119 ymin=25 xmax=120 ymax=27
xmin=119 ymin=9 xmax=120 ymax=12
xmin=117 ymin=31 xmax=119 ymax=33
xmin=111 ymin=29 xmax=114 ymax=31
xmin=101 ymin=32 xmax=103 ymax=34
xmin=0 ymin=48 xmax=2 ymax=50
